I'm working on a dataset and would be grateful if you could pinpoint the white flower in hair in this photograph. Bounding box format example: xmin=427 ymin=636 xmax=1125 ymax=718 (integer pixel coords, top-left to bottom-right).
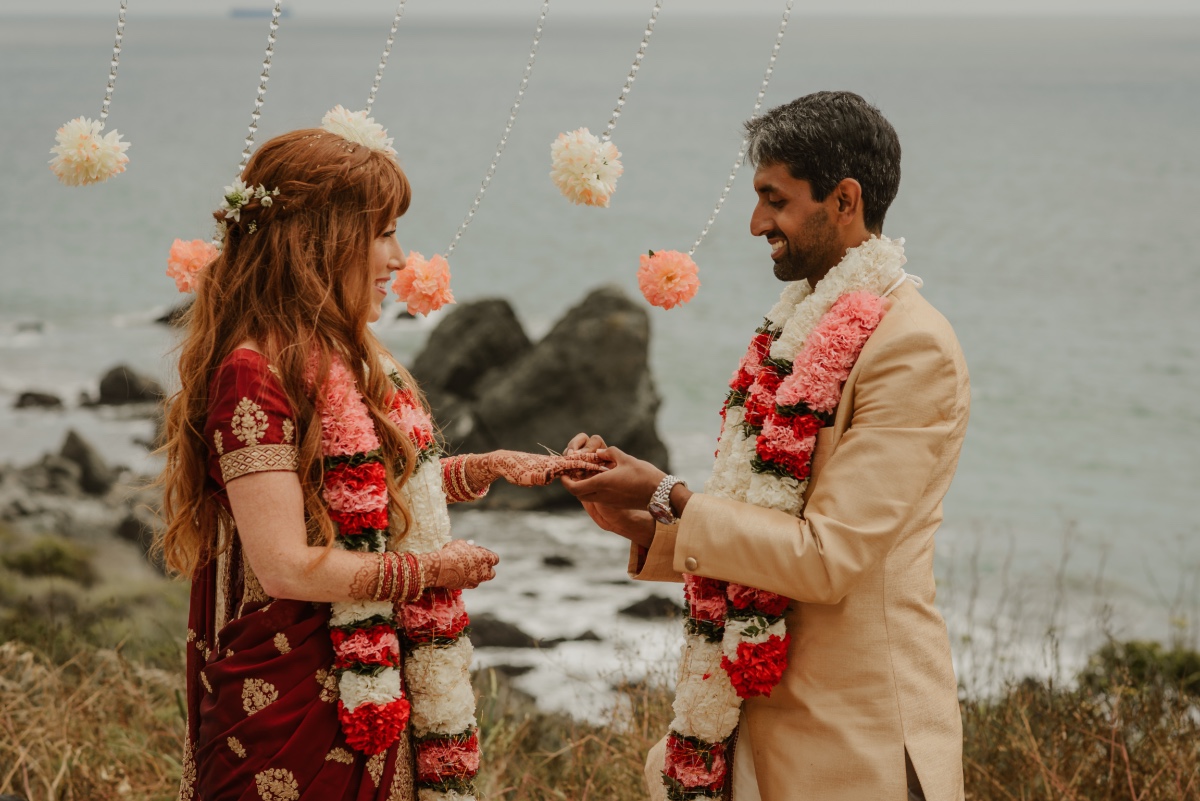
xmin=321 ymin=104 xmax=397 ymax=157
xmin=49 ymin=117 xmax=130 ymax=186
xmin=550 ymin=127 xmax=623 ymax=207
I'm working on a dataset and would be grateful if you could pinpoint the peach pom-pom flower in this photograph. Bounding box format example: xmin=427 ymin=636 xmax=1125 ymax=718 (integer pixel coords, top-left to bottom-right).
xmin=49 ymin=117 xmax=130 ymax=186
xmin=166 ymin=239 xmax=219 ymax=293
xmin=550 ymin=128 xmax=623 ymax=207
xmin=637 ymin=249 xmax=700 ymax=310
xmin=392 ymin=251 xmax=455 ymax=317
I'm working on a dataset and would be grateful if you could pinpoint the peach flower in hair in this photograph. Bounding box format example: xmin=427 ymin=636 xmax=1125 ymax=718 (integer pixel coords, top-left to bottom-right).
xmin=637 ymin=249 xmax=700 ymax=310
xmin=166 ymin=238 xmax=219 ymax=293
xmin=392 ymin=251 xmax=454 ymax=316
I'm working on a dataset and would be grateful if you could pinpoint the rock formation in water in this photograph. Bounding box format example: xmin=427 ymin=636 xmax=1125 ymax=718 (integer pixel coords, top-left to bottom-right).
xmin=411 ymin=285 xmax=670 ymax=510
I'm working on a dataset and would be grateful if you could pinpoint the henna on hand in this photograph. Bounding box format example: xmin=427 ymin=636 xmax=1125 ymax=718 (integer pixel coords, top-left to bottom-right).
xmin=478 ymin=450 xmax=609 ymax=488
xmin=417 ymin=540 xmax=499 ymax=590
xmin=348 ymin=552 xmax=382 ymax=601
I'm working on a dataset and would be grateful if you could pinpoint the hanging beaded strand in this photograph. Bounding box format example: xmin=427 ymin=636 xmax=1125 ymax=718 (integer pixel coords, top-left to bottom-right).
xmin=48 ymin=0 xmax=132 ymax=186
xmin=385 ymin=0 xmax=552 ymax=323
xmin=236 ymin=2 xmax=284 ymax=179
xmin=689 ymin=0 xmax=793 ymax=257
xmin=601 ymin=0 xmax=663 ymax=145
xmin=549 ymin=0 xmax=664 ymax=207
xmin=365 ymin=2 xmax=407 ymax=115
xmin=636 ymin=0 xmax=795 ymax=311
xmin=444 ymin=0 xmax=551 ymax=259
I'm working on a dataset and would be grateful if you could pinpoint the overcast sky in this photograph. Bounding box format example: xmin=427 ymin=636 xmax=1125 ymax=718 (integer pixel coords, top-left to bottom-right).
xmin=5 ymin=0 xmax=1198 ymax=17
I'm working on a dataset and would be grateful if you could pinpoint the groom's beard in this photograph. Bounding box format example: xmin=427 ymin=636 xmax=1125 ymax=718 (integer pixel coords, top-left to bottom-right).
xmin=772 ymin=208 xmax=841 ymax=284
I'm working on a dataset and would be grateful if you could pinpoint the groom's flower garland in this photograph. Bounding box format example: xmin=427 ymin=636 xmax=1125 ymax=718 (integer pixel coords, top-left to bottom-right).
xmin=313 ymin=358 xmax=481 ymax=797
xmin=662 ymin=236 xmax=906 ymax=799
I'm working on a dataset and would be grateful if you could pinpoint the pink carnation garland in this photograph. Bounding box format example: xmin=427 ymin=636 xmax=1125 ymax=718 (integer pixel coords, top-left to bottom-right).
xmin=664 ymin=289 xmax=889 ymax=797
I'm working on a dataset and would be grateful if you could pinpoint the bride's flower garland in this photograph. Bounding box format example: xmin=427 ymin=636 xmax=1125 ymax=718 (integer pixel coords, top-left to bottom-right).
xmin=661 ymin=236 xmax=907 ymax=799
xmin=312 ymin=357 xmax=481 ymax=798
xmin=387 ymin=370 xmax=482 ymax=801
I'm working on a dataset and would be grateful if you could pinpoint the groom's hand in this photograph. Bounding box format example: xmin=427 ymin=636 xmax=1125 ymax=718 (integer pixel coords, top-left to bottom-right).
xmin=579 ymin=500 xmax=656 ymax=549
xmin=561 ymin=446 xmax=664 ymax=510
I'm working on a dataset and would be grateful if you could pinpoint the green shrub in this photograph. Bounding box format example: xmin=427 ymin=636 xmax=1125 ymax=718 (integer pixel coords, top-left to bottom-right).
xmin=2 ymin=535 xmax=97 ymax=586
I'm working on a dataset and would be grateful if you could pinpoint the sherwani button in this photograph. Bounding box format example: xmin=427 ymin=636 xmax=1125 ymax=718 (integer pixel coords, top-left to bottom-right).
xmin=684 ymin=556 xmax=698 ymax=572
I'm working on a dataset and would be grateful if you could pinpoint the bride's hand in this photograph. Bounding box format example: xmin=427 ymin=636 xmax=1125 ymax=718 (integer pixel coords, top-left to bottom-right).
xmin=468 ymin=450 xmax=609 ymax=489
xmin=416 ymin=539 xmax=499 ymax=590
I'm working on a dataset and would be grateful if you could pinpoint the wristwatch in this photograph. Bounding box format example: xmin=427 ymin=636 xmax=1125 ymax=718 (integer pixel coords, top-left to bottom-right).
xmin=648 ymin=475 xmax=687 ymax=525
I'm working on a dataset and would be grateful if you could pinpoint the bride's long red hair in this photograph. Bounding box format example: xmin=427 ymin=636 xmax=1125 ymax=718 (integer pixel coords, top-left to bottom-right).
xmin=158 ymin=128 xmax=419 ymax=577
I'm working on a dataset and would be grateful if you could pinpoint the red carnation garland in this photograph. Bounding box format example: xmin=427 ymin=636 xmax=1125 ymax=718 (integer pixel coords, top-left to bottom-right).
xmin=665 ymin=289 xmax=890 ymax=798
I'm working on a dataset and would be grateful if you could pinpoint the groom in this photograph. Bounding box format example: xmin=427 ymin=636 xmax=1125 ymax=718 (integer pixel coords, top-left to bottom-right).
xmin=563 ymin=91 xmax=968 ymax=801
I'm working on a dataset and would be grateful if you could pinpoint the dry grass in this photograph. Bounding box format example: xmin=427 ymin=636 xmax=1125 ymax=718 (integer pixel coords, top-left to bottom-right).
xmin=0 ymin=642 xmax=184 ymax=801
xmin=0 ymin=640 xmax=1197 ymax=801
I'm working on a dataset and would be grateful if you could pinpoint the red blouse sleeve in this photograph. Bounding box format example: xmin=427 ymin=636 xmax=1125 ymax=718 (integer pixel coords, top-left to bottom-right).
xmin=205 ymin=349 xmax=299 ymax=487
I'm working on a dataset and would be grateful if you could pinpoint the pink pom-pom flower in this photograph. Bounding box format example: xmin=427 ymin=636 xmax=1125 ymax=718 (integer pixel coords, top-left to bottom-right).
xmin=166 ymin=239 xmax=219 ymax=293
xmin=637 ymin=250 xmax=700 ymax=310
xmin=392 ymin=251 xmax=455 ymax=317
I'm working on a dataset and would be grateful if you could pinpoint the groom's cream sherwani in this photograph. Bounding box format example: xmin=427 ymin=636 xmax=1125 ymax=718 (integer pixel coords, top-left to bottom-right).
xmin=632 ymin=281 xmax=968 ymax=801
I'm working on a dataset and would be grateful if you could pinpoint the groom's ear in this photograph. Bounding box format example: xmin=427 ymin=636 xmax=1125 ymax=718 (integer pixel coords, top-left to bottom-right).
xmin=830 ymin=178 xmax=864 ymax=227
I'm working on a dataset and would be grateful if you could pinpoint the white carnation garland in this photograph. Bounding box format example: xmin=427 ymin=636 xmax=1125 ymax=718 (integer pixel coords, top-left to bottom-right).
xmin=665 ymin=235 xmax=907 ymax=799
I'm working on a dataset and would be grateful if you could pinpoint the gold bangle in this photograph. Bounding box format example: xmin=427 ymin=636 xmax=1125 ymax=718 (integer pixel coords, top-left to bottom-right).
xmin=373 ymin=551 xmax=386 ymax=602
xmin=409 ymin=552 xmax=426 ymax=598
xmin=397 ymin=551 xmax=410 ymax=603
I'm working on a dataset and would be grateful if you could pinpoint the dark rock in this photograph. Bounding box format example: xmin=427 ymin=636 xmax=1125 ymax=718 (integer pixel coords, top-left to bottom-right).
xmin=412 ymin=299 xmax=532 ymax=400
xmin=542 ymin=554 xmax=575 ymax=568
xmin=14 ymin=391 xmax=63 ymax=410
xmin=468 ymin=613 xmax=555 ymax=649
xmin=18 ymin=455 xmax=82 ymax=497
xmin=618 ymin=594 xmax=684 ymax=619
xmin=96 ymin=365 xmax=164 ymax=405
xmin=115 ymin=512 xmax=165 ymax=572
xmin=415 ymin=286 xmax=669 ymax=510
xmin=572 ymin=629 xmax=602 ymax=641
xmin=155 ymin=299 xmax=193 ymax=327
xmin=60 ymin=429 xmax=116 ymax=495
xmin=14 ymin=320 xmax=42 ymax=334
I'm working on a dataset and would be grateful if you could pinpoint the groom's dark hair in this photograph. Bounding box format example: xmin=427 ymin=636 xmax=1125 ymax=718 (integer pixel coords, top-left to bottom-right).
xmin=745 ymin=91 xmax=901 ymax=233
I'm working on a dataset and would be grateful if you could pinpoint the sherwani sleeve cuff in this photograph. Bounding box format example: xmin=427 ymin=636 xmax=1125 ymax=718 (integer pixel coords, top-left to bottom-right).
xmin=628 ymin=521 xmax=683 ymax=582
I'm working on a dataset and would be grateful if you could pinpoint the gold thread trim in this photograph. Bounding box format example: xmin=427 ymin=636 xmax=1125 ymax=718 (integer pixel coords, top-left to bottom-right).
xmin=219 ymin=445 xmax=299 ymax=482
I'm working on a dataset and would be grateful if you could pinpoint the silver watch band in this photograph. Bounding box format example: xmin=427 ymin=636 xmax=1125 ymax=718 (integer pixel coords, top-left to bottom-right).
xmin=649 ymin=474 xmax=686 ymax=523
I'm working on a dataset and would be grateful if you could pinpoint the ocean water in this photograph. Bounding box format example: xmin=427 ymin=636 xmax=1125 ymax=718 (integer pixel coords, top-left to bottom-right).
xmin=1 ymin=13 xmax=1199 ymax=699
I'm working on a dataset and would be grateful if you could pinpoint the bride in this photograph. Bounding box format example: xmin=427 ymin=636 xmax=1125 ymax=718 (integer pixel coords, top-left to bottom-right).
xmin=158 ymin=121 xmax=602 ymax=801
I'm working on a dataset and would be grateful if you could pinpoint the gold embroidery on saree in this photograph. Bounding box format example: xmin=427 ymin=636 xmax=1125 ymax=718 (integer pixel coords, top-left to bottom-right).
xmin=220 ymin=444 xmax=299 ymax=482
xmin=214 ymin=430 xmax=225 ymax=455
xmin=282 ymin=419 xmax=295 ymax=444
xmin=200 ymin=670 xmax=212 ymax=694
xmin=367 ymin=752 xmax=386 ymax=787
xmin=232 ymin=397 xmax=270 ymax=446
xmin=387 ymin=733 xmax=415 ymax=801
xmin=325 ymin=747 xmax=355 ymax=765
xmin=242 ymin=678 xmax=278 ymax=715
xmin=254 ymin=768 xmax=299 ymax=801
xmin=227 ymin=736 xmax=247 ymax=758
xmin=177 ymin=736 xmax=196 ymax=801
xmin=315 ymin=668 xmax=339 ymax=703
xmin=274 ymin=632 xmax=291 ymax=654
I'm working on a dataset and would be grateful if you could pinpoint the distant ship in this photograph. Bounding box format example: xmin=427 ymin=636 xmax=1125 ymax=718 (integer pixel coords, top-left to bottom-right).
xmin=229 ymin=8 xmax=294 ymax=19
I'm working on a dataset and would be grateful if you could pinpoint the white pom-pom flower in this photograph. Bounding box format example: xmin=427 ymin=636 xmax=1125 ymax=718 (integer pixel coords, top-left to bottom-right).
xmin=49 ymin=117 xmax=130 ymax=186
xmin=550 ymin=127 xmax=623 ymax=207
xmin=338 ymin=668 xmax=403 ymax=712
xmin=670 ymin=634 xmax=742 ymax=742
xmin=406 ymin=638 xmax=477 ymax=735
xmin=321 ymin=104 xmax=397 ymax=157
